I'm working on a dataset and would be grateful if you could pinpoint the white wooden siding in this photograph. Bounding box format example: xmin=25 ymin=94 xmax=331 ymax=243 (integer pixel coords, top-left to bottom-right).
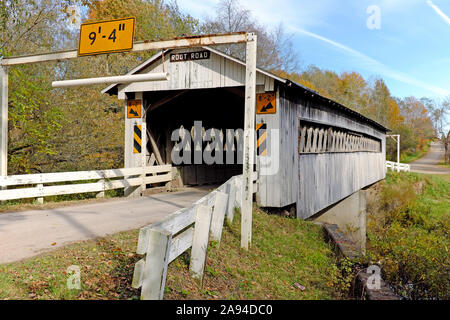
xmin=118 ymin=48 xmax=274 ymax=95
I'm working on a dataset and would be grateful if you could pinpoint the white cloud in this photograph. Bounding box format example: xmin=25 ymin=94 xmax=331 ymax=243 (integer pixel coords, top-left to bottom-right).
xmin=427 ymin=0 xmax=450 ymax=26
xmin=288 ymin=26 xmax=450 ymax=96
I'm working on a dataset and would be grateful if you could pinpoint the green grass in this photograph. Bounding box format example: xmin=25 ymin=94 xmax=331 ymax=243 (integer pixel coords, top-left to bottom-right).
xmin=164 ymin=207 xmax=346 ymax=300
xmin=438 ymin=161 xmax=450 ymax=169
xmin=0 ymin=231 xmax=141 ymax=300
xmin=365 ymin=171 xmax=450 ymax=299
xmin=0 ymin=206 xmax=346 ymax=300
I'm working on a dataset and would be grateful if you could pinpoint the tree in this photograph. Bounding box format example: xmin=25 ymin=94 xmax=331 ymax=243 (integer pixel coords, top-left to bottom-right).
xmin=421 ymin=97 xmax=449 ymax=138
xmin=1 ymin=0 xmax=77 ymax=173
xmin=202 ymin=0 xmax=299 ymax=73
xmin=2 ymin=0 xmax=199 ymax=174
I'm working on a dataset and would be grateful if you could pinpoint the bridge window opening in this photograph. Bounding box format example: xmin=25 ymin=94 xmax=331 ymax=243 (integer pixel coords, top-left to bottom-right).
xmin=299 ymin=121 xmax=381 ymax=154
xmin=143 ymin=87 xmax=246 ymax=186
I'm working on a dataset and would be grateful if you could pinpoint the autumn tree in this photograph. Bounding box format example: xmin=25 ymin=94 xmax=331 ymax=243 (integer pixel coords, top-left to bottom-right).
xmin=1 ymin=0 xmax=79 ymax=173
xmin=2 ymin=0 xmax=199 ymax=173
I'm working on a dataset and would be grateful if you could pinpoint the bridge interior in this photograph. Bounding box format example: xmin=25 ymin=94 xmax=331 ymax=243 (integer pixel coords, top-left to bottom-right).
xmin=141 ymin=87 xmax=246 ymax=186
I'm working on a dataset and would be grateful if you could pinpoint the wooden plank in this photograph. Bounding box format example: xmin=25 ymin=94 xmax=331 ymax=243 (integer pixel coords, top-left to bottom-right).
xmin=132 ymin=258 xmax=145 ymax=289
xmin=210 ymin=191 xmax=229 ymax=243
xmin=137 ymin=206 xmax=197 ymax=255
xmin=168 ymin=227 xmax=194 ymax=263
xmin=0 ymin=165 xmax=171 ymax=187
xmin=0 ymin=166 xmax=148 ymax=186
xmin=147 ymin=128 xmax=164 ymax=165
xmin=0 ymin=169 xmax=172 ymax=201
xmin=136 ymin=173 xmax=255 ymax=254
xmin=0 ymin=182 xmax=104 ymax=201
xmin=144 ymin=172 xmax=172 ymax=184
xmin=226 ymin=179 xmax=237 ymax=223
xmin=234 ymin=176 xmax=242 ymax=208
xmin=141 ymin=228 xmax=172 ymax=300
xmin=104 ymin=177 xmax=142 ymax=190
xmin=189 ymin=205 xmax=213 ymax=282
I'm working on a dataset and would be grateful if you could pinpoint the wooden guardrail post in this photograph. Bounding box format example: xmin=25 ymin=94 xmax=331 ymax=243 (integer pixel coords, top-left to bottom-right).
xmin=141 ymin=122 xmax=147 ymax=194
xmin=131 ymin=173 xmax=258 ymax=300
xmin=210 ymin=191 xmax=229 ymax=243
xmin=140 ymin=228 xmax=172 ymax=300
xmin=37 ymin=183 xmax=44 ymax=204
xmin=96 ymin=175 xmax=105 ymax=198
xmin=226 ymin=179 xmax=237 ymax=224
xmin=189 ymin=205 xmax=213 ymax=284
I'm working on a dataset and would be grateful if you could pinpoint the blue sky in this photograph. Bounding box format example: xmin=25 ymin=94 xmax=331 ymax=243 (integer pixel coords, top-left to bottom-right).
xmin=178 ymin=0 xmax=450 ymax=102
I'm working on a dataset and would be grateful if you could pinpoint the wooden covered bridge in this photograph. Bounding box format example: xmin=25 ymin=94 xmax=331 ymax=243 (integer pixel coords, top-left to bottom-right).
xmin=103 ymin=45 xmax=388 ymax=241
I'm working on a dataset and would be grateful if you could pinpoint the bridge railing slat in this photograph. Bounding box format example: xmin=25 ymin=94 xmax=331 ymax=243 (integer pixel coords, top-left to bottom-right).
xmin=133 ymin=172 xmax=258 ymax=300
xmin=0 ymin=165 xmax=173 ymax=202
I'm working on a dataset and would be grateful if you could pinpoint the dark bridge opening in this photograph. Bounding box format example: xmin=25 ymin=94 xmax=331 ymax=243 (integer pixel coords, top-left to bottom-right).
xmin=143 ymin=87 xmax=245 ymax=186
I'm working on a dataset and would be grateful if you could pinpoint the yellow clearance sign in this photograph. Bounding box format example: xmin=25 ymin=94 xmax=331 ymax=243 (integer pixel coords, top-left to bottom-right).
xmin=78 ymin=17 xmax=135 ymax=56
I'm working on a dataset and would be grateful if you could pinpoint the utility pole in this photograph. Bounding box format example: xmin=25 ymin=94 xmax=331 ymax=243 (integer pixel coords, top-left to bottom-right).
xmin=0 ymin=64 xmax=8 ymax=178
xmin=241 ymin=32 xmax=257 ymax=250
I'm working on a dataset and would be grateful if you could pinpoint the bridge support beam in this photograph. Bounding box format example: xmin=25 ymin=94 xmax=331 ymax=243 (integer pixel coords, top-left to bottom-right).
xmin=125 ymin=92 xmax=145 ymax=198
xmin=313 ymin=190 xmax=366 ymax=254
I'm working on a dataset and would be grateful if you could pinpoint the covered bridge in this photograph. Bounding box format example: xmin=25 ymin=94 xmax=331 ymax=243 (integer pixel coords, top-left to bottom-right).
xmin=103 ymin=46 xmax=388 ymax=220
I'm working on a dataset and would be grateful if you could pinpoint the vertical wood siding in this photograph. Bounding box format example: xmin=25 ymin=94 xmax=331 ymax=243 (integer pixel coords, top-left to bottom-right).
xmin=119 ymin=48 xmax=274 ymax=94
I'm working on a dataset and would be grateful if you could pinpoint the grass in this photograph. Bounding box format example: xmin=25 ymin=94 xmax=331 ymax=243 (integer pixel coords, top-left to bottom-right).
xmin=438 ymin=161 xmax=450 ymax=170
xmin=164 ymin=207 xmax=346 ymax=300
xmin=365 ymin=171 xmax=450 ymax=299
xmin=0 ymin=206 xmax=346 ymax=300
xmin=0 ymin=231 xmax=141 ymax=300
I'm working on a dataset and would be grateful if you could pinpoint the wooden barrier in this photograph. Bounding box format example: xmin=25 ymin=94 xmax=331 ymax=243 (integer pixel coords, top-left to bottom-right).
xmin=132 ymin=172 xmax=257 ymax=300
xmin=0 ymin=165 xmax=172 ymax=202
xmin=386 ymin=161 xmax=410 ymax=172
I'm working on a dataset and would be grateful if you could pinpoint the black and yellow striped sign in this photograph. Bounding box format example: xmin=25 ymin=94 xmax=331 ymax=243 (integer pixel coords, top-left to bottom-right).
xmin=256 ymin=123 xmax=267 ymax=156
xmin=133 ymin=124 xmax=142 ymax=154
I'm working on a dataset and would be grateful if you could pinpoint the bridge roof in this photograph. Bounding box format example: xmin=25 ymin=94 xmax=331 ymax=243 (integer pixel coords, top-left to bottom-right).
xmin=103 ymin=47 xmax=389 ymax=133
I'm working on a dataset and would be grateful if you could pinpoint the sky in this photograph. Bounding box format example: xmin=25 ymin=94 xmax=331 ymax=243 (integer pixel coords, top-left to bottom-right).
xmin=178 ymin=0 xmax=450 ymax=104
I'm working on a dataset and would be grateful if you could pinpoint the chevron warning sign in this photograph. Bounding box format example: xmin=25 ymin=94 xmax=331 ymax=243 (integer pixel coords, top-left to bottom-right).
xmin=256 ymin=92 xmax=276 ymax=114
xmin=127 ymin=99 xmax=142 ymax=119
xmin=133 ymin=124 xmax=142 ymax=154
xmin=256 ymin=123 xmax=267 ymax=156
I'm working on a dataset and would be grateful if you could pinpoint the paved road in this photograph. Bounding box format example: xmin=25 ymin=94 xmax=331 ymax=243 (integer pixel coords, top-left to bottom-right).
xmin=0 ymin=187 xmax=209 ymax=264
xmin=410 ymin=142 xmax=450 ymax=174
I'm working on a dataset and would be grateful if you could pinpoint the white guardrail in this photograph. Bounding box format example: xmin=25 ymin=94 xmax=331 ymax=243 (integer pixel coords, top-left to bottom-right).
xmin=0 ymin=165 xmax=172 ymax=202
xmin=386 ymin=161 xmax=410 ymax=172
xmin=132 ymin=172 xmax=258 ymax=300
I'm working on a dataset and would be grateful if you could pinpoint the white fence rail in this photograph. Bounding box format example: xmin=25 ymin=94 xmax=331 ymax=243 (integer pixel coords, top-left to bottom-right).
xmin=132 ymin=172 xmax=258 ymax=300
xmin=386 ymin=161 xmax=410 ymax=172
xmin=0 ymin=165 xmax=172 ymax=202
